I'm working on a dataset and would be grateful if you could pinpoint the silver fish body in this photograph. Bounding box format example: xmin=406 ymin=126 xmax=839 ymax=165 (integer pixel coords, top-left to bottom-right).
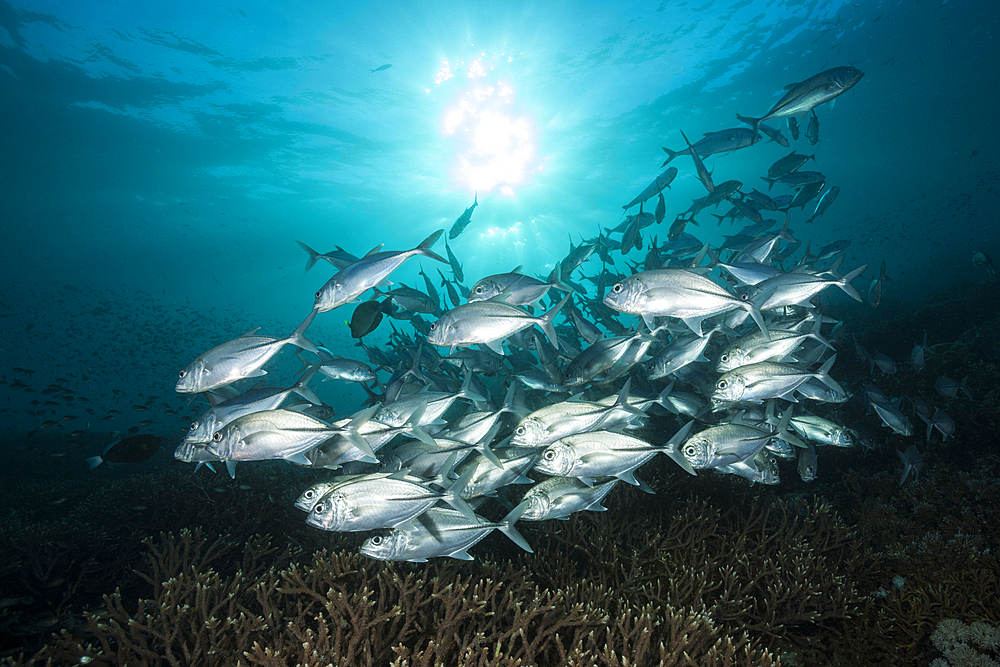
xmin=535 ymin=423 xmax=695 ymax=482
xmin=313 ymin=230 xmax=447 ymax=313
xmin=206 ymin=407 xmax=374 ymax=463
xmin=457 ymin=447 xmax=540 ymax=500
xmin=427 ymin=296 xmax=568 ymax=354
xmin=360 ymin=502 xmax=531 ymax=562
xmin=520 ymin=477 xmax=619 ymax=521
xmin=789 ymin=414 xmax=854 ymax=447
xmin=603 ymin=268 xmax=768 ymax=338
xmin=679 ymin=423 xmax=772 ymax=470
xmin=175 ymin=315 xmax=318 ymax=394
xmin=712 ymin=357 xmax=841 ymax=406
xmin=743 ymin=66 xmax=864 ymax=137
xmin=306 ymin=468 xmax=475 ymax=532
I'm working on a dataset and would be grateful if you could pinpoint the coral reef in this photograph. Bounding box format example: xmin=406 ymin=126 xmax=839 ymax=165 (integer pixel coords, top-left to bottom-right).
xmin=929 ymin=618 xmax=1000 ymax=666
xmin=27 ymin=525 xmax=779 ymax=667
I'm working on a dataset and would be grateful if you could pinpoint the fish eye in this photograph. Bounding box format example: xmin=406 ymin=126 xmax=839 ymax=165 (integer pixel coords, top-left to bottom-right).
xmin=543 ymin=450 xmax=555 ymax=460
xmin=429 ymin=322 xmax=436 ymax=331
xmin=740 ymin=292 xmax=749 ymax=301
xmin=371 ymin=536 xmax=382 ymax=545
xmin=212 ymin=431 xmax=223 ymax=442
xmin=612 ymin=283 xmax=623 ymax=293
xmin=474 ymin=286 xmax=483 ymax=294
xmin=314 ymin=503 xmax=325 ymax=514
xmin=515 ymin=426 xmax=525 ymax=436
xmin=304 ymin=489 xmax=315 ymax=499
xmin=189 ymin=421 xmax=198 ymax=431
xmin=683 ymin=445 xmax=697 ymax=457
xmin=178 ymin=370 xmax=187 ymax=379
xmin=720 ymin=354 xmax=729 ymax=362
xmin=717 ymin=380 xmax=728 ymax=389
xmin=315 ymin=290 xmax=322 ymax=300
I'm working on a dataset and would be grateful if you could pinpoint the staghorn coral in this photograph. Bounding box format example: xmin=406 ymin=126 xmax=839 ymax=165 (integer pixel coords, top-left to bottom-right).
xmin=929 ymin=618 xmax=1000 ymax=667
xmin=28 ymin=528 xmax=777 ymax=667
xmin=514 ymin=486 xmax=863 ymax=654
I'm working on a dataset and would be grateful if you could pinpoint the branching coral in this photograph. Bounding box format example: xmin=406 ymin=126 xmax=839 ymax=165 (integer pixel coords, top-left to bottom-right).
xmin=28 ymin=523 xmax=779 ymax=667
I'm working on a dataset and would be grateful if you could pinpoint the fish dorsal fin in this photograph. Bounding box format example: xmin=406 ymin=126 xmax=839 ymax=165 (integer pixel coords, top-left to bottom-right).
xmin=363 ymin=243 xmax=385 ymax=257
xmin=783 ymin=81 xmax=802 ymax=90
xmin=240 ymin=327 xmax=262 ymax=337
xmin=510 ymin=265 xmax=524 ymax=274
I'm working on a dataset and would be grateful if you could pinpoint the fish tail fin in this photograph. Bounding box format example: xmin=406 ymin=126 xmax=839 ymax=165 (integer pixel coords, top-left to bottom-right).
xmin=342 ymin=405 xmax=380 ymax=462
xmin=288 ymin=310 xmax=320 ymax=354
xmin=664 ymin=421 xmax=697 ymax=475
xmin=444 ymin=467 xmax=478 ymax=520
xmin=296 ymin=241 xmax=321 ymax=272
xmin=86 ymin=456 xmax=103 ymax=469
xmin=292 ymin=363 xmax=323 ymax=405
xmin=760 ymin=176 xmax=777 ymax=191
xmin=660 ymin=147 xmax=678 ymax=166
xmin=739 ymin=114 xmax=764 ymax=144
xmin=538 ymin=295 xmax=570 ymax=351
xmin=415 ymin=230 xmax=449 ymax=264
xmin=741 ymin=299 xmax=770 ymax=340
xmin=457 ymin=368 xmax=488 ymax=404
xmin=477 ymin=421 xmax=504 ymax=468
xmin=418 ymin=229 xmax=444 ymax=250
xmin=498 ymin=501 xmax=534 ymax=553
xmin=837 ymin=264 xmax=868 ymax=302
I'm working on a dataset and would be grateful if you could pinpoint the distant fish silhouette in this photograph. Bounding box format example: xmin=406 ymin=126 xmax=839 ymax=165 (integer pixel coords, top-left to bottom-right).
xmin=896 ymin=445 xmax=924 ymax=485
xmin=370 ymin=64 xmax=392 ymax=73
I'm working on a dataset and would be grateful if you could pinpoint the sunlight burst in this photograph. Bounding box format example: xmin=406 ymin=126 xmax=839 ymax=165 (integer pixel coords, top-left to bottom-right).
xmin=439 ymin=72 xmax=539 ymax=196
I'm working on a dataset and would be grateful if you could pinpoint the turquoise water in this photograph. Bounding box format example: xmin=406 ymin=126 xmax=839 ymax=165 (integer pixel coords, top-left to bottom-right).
xmin=1 ymin=1 xmax=997 ymax=463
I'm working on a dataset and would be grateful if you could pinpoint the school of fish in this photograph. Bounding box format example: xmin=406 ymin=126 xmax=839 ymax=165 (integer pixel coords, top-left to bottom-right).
xmin=169 ymin=65 xmax=964 ymax=562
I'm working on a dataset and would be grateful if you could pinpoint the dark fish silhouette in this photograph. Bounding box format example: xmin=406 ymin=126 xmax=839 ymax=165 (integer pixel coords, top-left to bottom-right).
xmin=87 ymin=435 xmax=164 ymax=468
xmin=448 ymin=192 xmax=478 ymax=239
xmin=370 ymin=64 xmax=392 ymax=73
xmin=349 ymin=299 xmax=390 ymax=339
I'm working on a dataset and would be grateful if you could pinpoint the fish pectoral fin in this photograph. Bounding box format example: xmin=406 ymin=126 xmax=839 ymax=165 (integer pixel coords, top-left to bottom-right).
xmin=282 ymin=452 xmax=312 ymax=466
xmin=447 ymin=549 xmax=476 ymax=561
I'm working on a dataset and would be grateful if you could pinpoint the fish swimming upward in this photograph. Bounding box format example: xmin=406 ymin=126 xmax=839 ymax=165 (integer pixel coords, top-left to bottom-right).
xmin=448 ymin=192 xmax=478 ymax=239
xmin=740 ymin=66 xmax=865 ymax=143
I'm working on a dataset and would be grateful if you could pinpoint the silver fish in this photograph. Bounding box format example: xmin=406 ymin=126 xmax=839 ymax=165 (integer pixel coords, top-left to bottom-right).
xmin=623 ymin=167 xmax=677 ymax=209
xmin=716 ymin=325 xmax=832 ymax=373
xmin=897 ymin=445 xmax=923 ymax=485
xmin=870 ymin=399 xmax=914 ymax=436
xmin=175 ymin=312 xmax=318 ymax=394
xmin=788 ymin=414 xmax=854 ymax=447
xmin=660 ymin=128 xmax=758 ymax=166
xmin=207 ymin=406 xmax=377 ymax=468
xmin=716 ymin=448 xmax=780 ymax=485
xmin=468 ymin=262 xmax=570 ymax=306
xmin=427 ymin=295 xmax=569 ymax=355
xmin=313 ymin=230 xmax=448 ymax=313
xmin=534 ymin=423 xmax=696 ymax=482
xmin=603 ymin=267 xmax=769 ymax=338
xmin=935 ymin=376 xmax=972 ymax=400
xmin=712 ymin=356 xmax=841 ymax=406
xmin=510 ymin=379 xmax=646 ymax=448
xmin=679 ymin=423 xmax=773 ymax=470
xmin=306 ymin=467 xmax=476 ymax=532
xmin=740 ymin=66 xmax=864 ymax=141
xmin=520 ymin=477 xmax=619 ymax=521
xmin=456 ymin=447 xmax=540 ymax=500
xmin=448 ymin=192 xmax=478 ymax=240
xmin=797 ymin=442 xmax=818 ymax=482
xmin=181 ymin=365 xmax=322 ymax=447
xmin=360 ymin=502 xmax=532 ymax=562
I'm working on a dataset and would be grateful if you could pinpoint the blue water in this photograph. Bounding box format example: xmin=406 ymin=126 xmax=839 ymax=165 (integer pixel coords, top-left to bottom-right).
xmin=1 ymin=0 xmax=998 ymax=440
